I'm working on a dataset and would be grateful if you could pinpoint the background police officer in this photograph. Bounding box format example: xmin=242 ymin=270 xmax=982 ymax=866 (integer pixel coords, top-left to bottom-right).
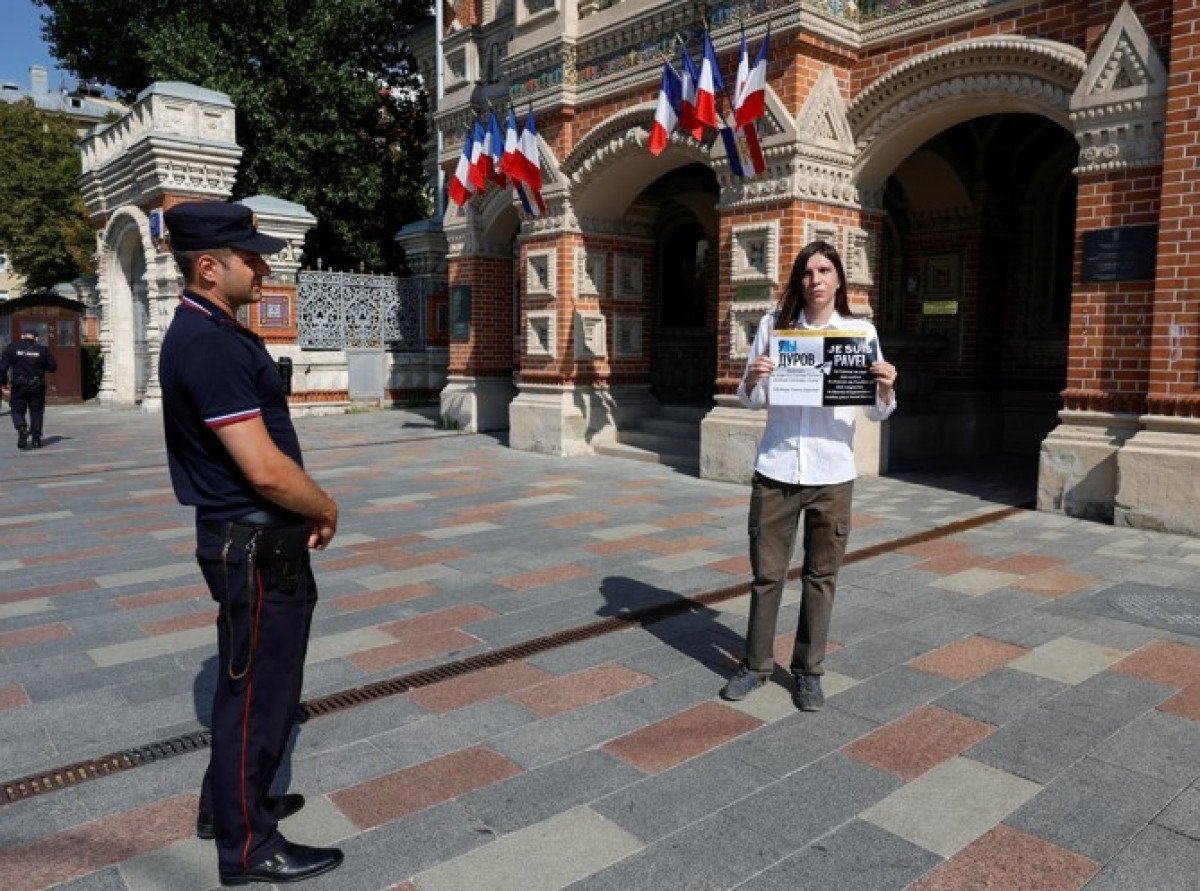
xmin=0 ymin=329 xmax=58 ymax=449
xmin=160 ymin=201 xmax=343 ymax=887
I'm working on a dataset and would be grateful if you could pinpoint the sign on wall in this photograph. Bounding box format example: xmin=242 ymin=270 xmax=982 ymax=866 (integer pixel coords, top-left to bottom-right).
xmin=1081 ymin=224 xmax=1157 ymax=283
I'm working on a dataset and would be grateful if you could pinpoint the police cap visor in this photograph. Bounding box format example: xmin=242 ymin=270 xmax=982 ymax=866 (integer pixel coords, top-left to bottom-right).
xmin=164 ymin=202 xmax=287 ymax=255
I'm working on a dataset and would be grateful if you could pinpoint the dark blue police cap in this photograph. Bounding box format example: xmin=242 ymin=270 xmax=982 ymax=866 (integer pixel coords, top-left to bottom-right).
xmin=164 ymin=201 xmax=288 ymax=255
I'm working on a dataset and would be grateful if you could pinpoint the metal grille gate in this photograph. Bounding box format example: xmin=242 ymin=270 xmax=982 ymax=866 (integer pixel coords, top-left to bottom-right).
xmin=297 ymin=270 xmax=429 ymax=350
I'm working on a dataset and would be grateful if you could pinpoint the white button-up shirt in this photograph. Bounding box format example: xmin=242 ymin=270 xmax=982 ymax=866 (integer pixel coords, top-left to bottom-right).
xmin=737 ymin=309 xmax=896 ymax=485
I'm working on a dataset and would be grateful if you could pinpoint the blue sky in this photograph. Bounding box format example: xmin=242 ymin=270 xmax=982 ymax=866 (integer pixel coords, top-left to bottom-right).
xmin=0 ymin=0 xmax=72 ymax=89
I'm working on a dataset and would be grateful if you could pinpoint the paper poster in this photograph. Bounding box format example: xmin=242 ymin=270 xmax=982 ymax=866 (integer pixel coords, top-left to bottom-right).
xmin=768 ymin=330 xmax=879 ymax=407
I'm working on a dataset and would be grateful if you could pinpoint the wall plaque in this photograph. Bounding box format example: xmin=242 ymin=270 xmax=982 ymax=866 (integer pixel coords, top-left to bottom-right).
xmin=450 ymin=285 xmax=471 ymax=340
xmin=1081 ymin=224 xmax=1157 ymax=283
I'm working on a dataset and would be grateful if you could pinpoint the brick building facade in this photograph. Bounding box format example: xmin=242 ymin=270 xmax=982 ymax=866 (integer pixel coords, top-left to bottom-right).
xmin=424 ymin=0 xmax=1197 ymax=534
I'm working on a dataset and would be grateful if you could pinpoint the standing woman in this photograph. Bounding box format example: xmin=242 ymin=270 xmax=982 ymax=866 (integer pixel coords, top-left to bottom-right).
xmin=720 ymin=240 xmax=897 ymax=710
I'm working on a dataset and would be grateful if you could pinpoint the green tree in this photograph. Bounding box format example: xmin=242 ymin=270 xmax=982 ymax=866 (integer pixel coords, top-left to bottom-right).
xmin=36 ymin=0 xmax=431 ymax=272
xmin=0 ymin=98 xmax=95 ymax=289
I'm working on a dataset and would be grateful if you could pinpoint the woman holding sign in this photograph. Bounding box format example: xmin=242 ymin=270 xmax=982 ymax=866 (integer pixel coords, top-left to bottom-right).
xmin=720 ymin=240 xmax=897 ymax=710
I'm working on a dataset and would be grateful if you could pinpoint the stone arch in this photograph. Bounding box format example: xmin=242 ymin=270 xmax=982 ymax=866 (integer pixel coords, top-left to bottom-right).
xmin=564 ymin=102 xmax=714 ymax=220
xmin=850 ymin=36 xmax=1088 ymax=199
xmin=96 ymin=205 xmax=179 ymax=408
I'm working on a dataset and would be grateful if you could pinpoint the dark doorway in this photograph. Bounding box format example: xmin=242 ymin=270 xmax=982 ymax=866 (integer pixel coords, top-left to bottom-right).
xmin=876 ymin=113 xmax=1077 ymax=483
xmin=648 ymin=163 xmax=719 ymax=405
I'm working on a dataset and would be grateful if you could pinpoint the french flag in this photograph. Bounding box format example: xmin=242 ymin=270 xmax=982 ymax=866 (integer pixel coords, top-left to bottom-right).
xmin=720 ymin=117 xmax=766 ymax=178
xmin=648 ymin=62 xmax=682 ymax=156
xmin=515 ymin=182 xmax=546 ymax=217
xmin=510 ymin=110 xmax=543 ymax=192
xmin=695 ymin=30 xmax=724 ymax=130
xmin=734 ymin=28 xmax=770 ymax=128
xmin=679 ymin=46 xmax=704 ymax=139
xmin=447 ymin=128 xmax=475 ymax=208
xmin=468 ymin=120 xmax=488 ymax=191
xmin=487 ymin=110 xmax=507 ymax=186
xmin=499 ymin=106 xmax=520 ymax=180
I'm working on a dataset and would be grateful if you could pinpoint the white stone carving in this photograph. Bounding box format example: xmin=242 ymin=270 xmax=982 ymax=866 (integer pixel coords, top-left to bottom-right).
xmin=1069 ymin=1 xmax=1167 ymax=174
xmin=843 ymin=227 xmax=876 ymax=288
xmin=526 ymin=310 xmax=556 ymax=356
xmin=573 ymin=310 xmax=607 ymax=358
xmin=575 ymin=247 xmax=605 ymax=296
xmin=796 ymin=67 xmax=856 ymax=162
xmin=613 ymin=313 xmax=643 ymax=358
xmin=730 ymin=221 xmax=780 ymax=285
xmin=729 ymin=302 xmax=774 ymax=360
xmin=805 ymin=220 xmax=839 ymax=249
xmin=525 ymin=248 xmax=556 ymax=297
xmin=615 ymin=255 xmax=643 ymax=299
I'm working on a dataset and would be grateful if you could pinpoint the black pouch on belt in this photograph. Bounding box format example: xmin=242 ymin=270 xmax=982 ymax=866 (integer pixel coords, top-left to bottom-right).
xmin=230 ymin=513 xmax=310 ymax=594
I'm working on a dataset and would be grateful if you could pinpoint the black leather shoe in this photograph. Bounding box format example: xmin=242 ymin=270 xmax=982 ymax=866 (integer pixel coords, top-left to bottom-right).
xmin=30 ymin=435 xmax=42 ymax=449
xmin=219 ymin=841 xmax=343 ymax=886
xmin=197 ymin=793 xmax=306 ymax=840
xmin=17 ymin=429 xmax=28 ymax=449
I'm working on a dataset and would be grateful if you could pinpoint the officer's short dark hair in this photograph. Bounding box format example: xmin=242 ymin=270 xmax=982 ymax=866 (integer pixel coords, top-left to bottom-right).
xmin=173 ymin=247 xmax=232 ymax=283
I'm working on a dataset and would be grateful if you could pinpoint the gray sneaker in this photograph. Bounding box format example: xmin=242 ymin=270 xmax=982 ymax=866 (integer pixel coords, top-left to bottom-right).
xmin=720 ymin=665 xmax=769 ymax=701
xmin=793 ymin=673 xmax=825 ymax=711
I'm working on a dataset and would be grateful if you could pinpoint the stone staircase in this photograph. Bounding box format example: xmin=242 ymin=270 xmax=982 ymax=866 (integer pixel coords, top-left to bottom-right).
xmin=593 ymin=403 xmax=709 ymax=474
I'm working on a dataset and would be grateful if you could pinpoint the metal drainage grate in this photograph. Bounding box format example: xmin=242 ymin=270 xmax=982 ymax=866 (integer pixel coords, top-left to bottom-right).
xmin=1109 ymin=590 xmax=1200 ymax=634
xmin=2 ymin=501 xmax=1027 ymax=805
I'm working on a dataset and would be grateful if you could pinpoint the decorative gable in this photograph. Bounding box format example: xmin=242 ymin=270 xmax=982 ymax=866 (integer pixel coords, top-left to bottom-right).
xmin=795 ymin=67 xmax=855 ymax=162
xmin=1070 ymin=1 xmax=1167 ymax=174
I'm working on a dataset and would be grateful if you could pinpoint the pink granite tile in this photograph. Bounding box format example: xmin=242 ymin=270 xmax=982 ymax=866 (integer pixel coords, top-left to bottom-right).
xmin=1112 ymin=640 xmax=1200 ymax=689
xmin=1014 ymin=569 xmax=1095 ymax=598
xmin=116 ymin=584 xmax=209 ymax=611
xmin=0 ymin=684 xmax=31 ymax=711
xmin=0 ymin=622 xmax=73 ymax=650
xmin=1159 ymin=683 xmax=1200 ymax=722
xmin=642 ymin=535 xmax=721 ymax=555
xmin=0 ymin=794 xmax=197 ymax=891
xmin=911 ymin=825 xmax=1099 ymax=891
xmin=84 ymin=510 xmax=162 ymax=528
xmin=609 ymin=493 xmax=662 ymax=506
xmin=98 ymin=520 xmax=183 ymax=539
xmin=707 ymin=495 xmax=748 ymax=508
xmin=407 ymin=662 xmax=555 ymax=714
xmin=918 ymin=550 xmax=993 ymax=575
xmin=349 ymin=533 xmax=425 ymax=552
xmin=508 ymin=664 xmax=653 ymax=717
xmin=542 ymin=511 xmax=611 ymax=528
xmin=434 ymin=484 xmax=490 ymax=499
xmin=5 ymin=532 xmax=48 ymax=545
xmin=21 ymin=545 xmax=119 ymax=567
xmin=986 ymin=554 xmax=1064 ymax=575
xmin=616 ymin=479 xmax=660 ymax=490
xmin=655 ymin=512 xmax=721 ymax=529
xmin=138 ymin=609 xmax=216 ymax=636
xmin=349 ymin=629 xmax=481 ymax=673
xmin=331 ymin=746 xmax=521 ymax=829
xmin=497 ymin=563 xmax=592 ymax=591
xmin=332 ymin=582 xmax=439 ymax=613
xmin=381 ymin=604 xmax=496 ymax=640
xmin=449 ymin=503 xmax=510 ymax=521
xmin=320 ymin=551 xmax=388 ymax=572
xmin=851 ymin=513 xmax=883 ymax=529
xmin=584 ymin=537 xmax=656 ymax=556
xmin=843 ymin=706 xmax=995 ymax=780
xmin=709 ymin=554 xmax=752 ymax=576
xmin=910 ymin=635 xmax=1029 ymax=682
xmin=380 ymin=547 xmax=471 ymax=571
xmin=0 ymin=579 xmax=98 ymax=606
xmin=603 ymin=702 xmax=763 ymax=774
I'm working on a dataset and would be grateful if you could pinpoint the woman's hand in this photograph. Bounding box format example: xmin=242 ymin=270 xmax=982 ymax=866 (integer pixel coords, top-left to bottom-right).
xmin=872 ymin=360 xmax=897 ymax=404
xmin=744 ymin=355 xmax=777 ymax=393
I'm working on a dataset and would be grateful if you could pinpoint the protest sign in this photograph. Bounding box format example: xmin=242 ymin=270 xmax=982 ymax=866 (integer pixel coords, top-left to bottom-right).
xmin=768 ymin=330 xmax=879 ymax=407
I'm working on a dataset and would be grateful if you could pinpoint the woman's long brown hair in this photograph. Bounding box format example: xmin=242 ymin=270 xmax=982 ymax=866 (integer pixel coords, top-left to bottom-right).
xmin=775 ymin=240 xmax=853 ymax=328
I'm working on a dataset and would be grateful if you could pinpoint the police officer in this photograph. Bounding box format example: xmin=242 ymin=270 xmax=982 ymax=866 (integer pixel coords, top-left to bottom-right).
xmin=159 ymin=201 xmax=343 ymax=887
xmin=0 ymin=329 xmax=57 ymax=449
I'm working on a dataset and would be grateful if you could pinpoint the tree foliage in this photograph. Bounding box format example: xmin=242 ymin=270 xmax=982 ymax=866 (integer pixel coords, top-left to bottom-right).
xmin=0 ymin=99 xmax=95 ymax=289
xmin=36 ymin=0 xmax=431 ymax=272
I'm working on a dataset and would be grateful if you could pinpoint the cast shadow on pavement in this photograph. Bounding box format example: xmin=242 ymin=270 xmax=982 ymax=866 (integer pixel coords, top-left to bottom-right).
xmin=596 ymin=576 xmax=776 ymax=686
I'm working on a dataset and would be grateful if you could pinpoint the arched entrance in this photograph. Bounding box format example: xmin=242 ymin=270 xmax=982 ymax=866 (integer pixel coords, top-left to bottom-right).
xmin=648 ymin=163 xmax=720 ymax=406
xmin=876 ymin=113 xmax=1078 ymax=474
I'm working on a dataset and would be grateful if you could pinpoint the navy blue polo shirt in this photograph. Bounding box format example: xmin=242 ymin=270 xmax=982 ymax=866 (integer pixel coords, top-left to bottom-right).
xmin=159 ymin=291 xmax=303 ymax=521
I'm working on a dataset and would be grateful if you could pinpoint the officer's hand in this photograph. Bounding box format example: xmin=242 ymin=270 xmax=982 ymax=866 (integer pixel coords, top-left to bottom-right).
xmin=307 ymin=499 xmax=338 ymax=550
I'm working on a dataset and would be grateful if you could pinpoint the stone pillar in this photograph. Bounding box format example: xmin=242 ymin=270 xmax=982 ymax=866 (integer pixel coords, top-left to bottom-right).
xmin=1039 ymin=2 xmax=1167 ymax=523
xmin=1114 ymin=0 xmax=1200 ymax=534
xmin=394 ymin=219 xmax=450 ymax=401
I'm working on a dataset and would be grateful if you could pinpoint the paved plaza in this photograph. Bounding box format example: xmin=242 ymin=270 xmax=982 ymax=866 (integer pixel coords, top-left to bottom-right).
xmin=0 ymin=404 xmax=1198 ymax=890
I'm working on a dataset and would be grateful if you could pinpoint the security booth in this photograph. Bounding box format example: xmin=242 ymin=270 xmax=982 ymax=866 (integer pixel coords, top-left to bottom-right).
xmin=0 ymin=292 xmax=85 ymax=403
